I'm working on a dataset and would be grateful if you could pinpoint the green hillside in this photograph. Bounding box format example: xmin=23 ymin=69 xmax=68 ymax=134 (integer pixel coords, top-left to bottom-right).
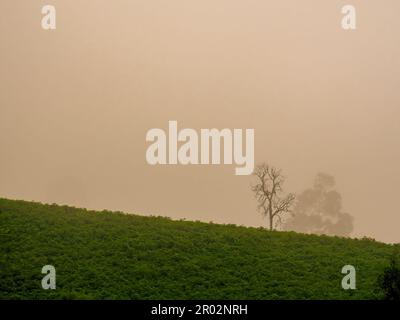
xmin=0 ymin=198 xmax=395 ymax=300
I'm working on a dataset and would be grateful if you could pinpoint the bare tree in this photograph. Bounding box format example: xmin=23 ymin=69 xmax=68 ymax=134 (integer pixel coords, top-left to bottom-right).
xmin=251 ymin=163 xmax=295 ymax=230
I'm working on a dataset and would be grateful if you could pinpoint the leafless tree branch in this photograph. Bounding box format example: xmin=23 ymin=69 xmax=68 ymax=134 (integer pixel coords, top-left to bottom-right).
xmin=251 ymin=163 xmax=296 ymax=230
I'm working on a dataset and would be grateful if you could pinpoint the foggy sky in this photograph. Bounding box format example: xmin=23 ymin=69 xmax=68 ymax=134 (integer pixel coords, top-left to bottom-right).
xmin=1 ymin=1 xmax=399 ymax=243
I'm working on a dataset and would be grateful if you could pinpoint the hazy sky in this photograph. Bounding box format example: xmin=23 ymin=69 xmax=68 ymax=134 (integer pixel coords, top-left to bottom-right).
xmin=1 ymin=1 xmax=399 ymax=243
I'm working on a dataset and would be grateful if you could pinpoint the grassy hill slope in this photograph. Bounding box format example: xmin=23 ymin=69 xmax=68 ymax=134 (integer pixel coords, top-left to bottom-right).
xmin=0 ymin=198 xmax=395 ymax=299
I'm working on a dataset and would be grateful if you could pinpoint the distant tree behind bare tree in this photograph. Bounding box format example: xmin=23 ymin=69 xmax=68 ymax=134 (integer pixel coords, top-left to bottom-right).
xmin=251 ymin=163 xmax=295 ymax=230
xmin=282 ymin=173 xmax=354 ymax=237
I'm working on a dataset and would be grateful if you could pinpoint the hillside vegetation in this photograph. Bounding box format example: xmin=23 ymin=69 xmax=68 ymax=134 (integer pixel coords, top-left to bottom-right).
xmin=0 ymin=198 xmax=395 ymax=299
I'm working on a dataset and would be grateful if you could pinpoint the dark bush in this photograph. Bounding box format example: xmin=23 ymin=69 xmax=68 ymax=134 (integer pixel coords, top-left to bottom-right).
xmin=377 ymin=252 xmax=400 ymax=300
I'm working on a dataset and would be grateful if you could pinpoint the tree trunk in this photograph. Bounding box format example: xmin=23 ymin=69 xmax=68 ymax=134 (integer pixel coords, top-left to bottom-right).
xmin=268 ymin=204 xmax=274 ymax=231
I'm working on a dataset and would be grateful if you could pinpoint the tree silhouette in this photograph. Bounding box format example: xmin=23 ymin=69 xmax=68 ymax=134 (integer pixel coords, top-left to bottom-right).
xmin=251 ymin=163 xmax=295 ymax=230
xmin=282 ymin=173 xmax=353 ymax=237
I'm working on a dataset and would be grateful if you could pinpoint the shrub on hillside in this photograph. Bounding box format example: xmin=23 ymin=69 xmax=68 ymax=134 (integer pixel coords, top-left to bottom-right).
xmin=377 ymin=251 xmax=400 ymax=300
